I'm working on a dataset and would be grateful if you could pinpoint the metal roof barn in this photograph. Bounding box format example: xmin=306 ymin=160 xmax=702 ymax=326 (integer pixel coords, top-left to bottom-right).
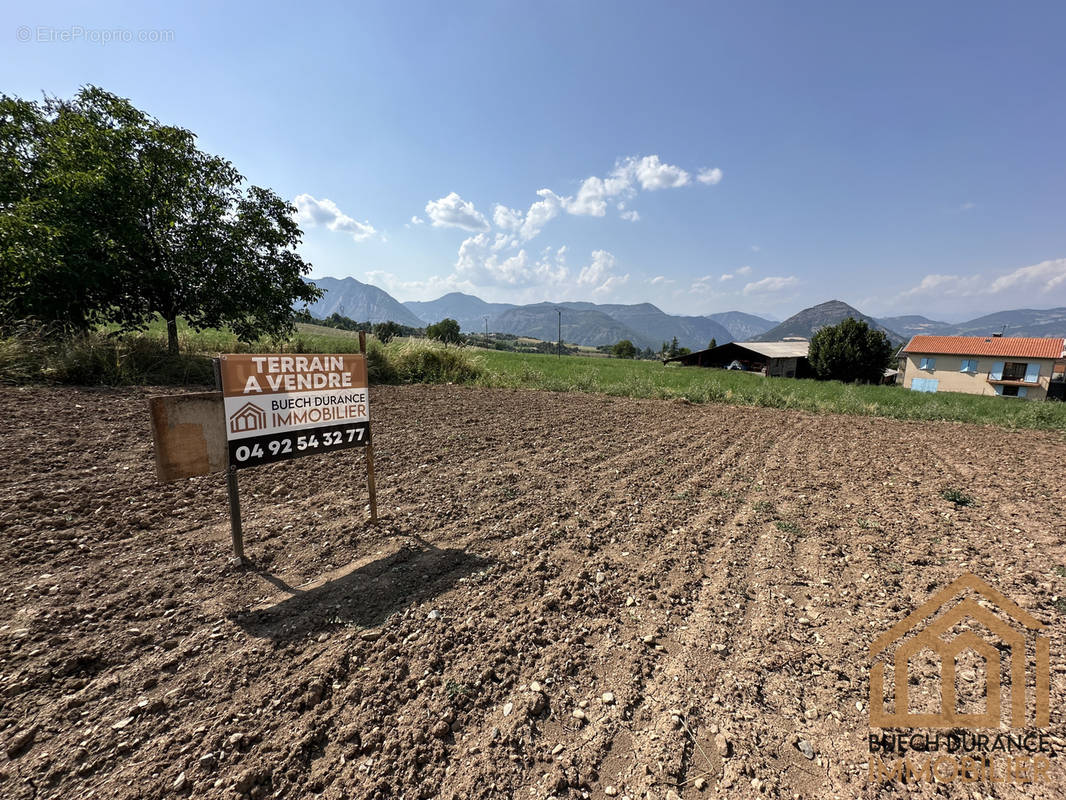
xmin=665 ymin=340 xmax=812 ymax=378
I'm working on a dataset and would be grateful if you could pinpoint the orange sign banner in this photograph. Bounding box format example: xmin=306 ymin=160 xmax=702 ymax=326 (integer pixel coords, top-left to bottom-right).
xmin=218 ymin=354 xmax=367 ymax=398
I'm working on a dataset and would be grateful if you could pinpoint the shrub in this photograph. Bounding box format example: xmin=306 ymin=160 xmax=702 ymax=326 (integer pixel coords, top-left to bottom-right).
xmin=0 ymin=326 xmax=215 ymax=385
xmin=0 ymin=321 xmax=52 ymax=384
xmin=365 ymin=338 xmax=398 ymax=385
xmin=387 ymin=340 xmax=482 ymax=384
xmin=941 ymin=487 xmax=976 ymax=507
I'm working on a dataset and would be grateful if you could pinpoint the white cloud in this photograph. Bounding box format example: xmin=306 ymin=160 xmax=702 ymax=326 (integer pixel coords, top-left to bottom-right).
xmin=960 ymin=202 xmax=976 ymax=211
xmin=566 ymin=171 xmax=635 ymax=216
xmin=987 ymin=258 xmax=1066 ymax=293
xmin=750 ymin=245 xmax=760 ymax=252
xmin=650 ymin=275 xmax=673 ymax=285
xmin=566 ymin=177 xmax=611 ymax=216
xmin=898 ymin=273 xmax=978 ymax=298
xmin=615 ymin=155 xmax=691 ymax=190
xmin=520 ymin=189 xmax=566 ymax=241
xmin=697 ymin=167 xmax=723 ymax=185
xmin=720 ymin=265 xmax=751 ymax=282
xmin=493 ymin=204 xmax=523 ymax=231
xmin=471 ymin=154 xmax=717 ymax=244
xmin=577 ymin=249 xmax=615 ymax=287
xmin=900 ymin=258 xmax=1066 ymax=299
xmin=575 ymin=250 xmax=628 ymax=295
xmin=293 ymin=194 xmax=376 ymax=241
xmin=594 ymin=273 xmax=630 ymax=294
xmin=743 ymin=276 xmax=799 ymax=295
xmin=691 ymin=274 xmax=718 ymax=293
xmin=454 ymin=234 xmax=568 ymax=288
xmin=449 ymin=238 xmax=627 ymax=298
xmin=425 ymin=192 xmax=490 ymax=232
xmin=364 ymin=270 xmax=476 ymax=301
xmin=411 ymin=215 xmax=424 ymax=225
xmin=491 ymin=232 xmax=516 ymax=251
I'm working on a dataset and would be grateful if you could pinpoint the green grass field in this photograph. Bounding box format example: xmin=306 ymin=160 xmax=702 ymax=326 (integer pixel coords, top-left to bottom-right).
xmin=472 ymin=349 xmax=1066 ymax=431
xmin=5 ymin=319 xmax=1065 ymax=430
xmin=126 ymin=318 xmax=369 ymax=353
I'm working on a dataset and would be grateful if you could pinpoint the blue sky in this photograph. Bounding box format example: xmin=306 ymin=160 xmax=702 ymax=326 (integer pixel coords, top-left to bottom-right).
xmin=5 ymin=1 xmax=1065 ymax=320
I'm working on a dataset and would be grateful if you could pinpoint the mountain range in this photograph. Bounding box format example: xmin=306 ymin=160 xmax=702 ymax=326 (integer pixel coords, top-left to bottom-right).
xmin=304 ymin=276 xmax=426 ymax=328
xmin=302 ymin=277 xmax=1066 ymax=349
xmin=305 ymin=281 xmax=751 ymax=350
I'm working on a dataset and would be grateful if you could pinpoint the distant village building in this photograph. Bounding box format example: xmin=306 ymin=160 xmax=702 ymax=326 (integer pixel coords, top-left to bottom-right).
xmin=900 ymin=335 xmax=1066 ymax=400
xmin=665 ymin=340 xmax=812 ymax=378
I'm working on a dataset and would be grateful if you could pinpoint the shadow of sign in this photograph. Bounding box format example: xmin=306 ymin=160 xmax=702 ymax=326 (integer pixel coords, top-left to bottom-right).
xmin=234 ymin=536 xmax=491 ymax=641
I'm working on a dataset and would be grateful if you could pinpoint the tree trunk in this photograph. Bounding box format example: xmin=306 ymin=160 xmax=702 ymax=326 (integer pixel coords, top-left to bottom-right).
xmin=166 ymin=318 xmax=179 ymax=355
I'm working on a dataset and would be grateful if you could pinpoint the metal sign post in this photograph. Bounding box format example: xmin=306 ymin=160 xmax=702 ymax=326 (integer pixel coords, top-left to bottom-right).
xmin=213 ymin=357 xmax=246 ymax=563
xmin=226 ymin=466 xmax=245 ymax=562
xmin=359 ymin=332 xmax=379 ymax=524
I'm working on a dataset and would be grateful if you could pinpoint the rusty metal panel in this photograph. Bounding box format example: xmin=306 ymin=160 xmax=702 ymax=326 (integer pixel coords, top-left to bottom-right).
xmin=148 ymin=392 xmax=227 ymax=481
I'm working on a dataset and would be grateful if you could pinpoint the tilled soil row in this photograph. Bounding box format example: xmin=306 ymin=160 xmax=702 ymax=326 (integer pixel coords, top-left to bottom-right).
xmin=1 ymin=384 xmax=1065 ymax=799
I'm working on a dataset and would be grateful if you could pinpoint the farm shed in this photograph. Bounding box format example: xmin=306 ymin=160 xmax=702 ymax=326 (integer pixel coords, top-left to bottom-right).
xmin=665 ymin=340 xmax=812 ymax=378
xmin=901 ymin=335 xmax=1066 ymax=400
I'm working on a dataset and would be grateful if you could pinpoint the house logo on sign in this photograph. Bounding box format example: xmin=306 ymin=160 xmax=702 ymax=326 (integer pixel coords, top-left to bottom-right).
xmin=228 ymin=402 xmax=267 ymax=435
xmin=869 ymin=573 xmax=1050 ymax=729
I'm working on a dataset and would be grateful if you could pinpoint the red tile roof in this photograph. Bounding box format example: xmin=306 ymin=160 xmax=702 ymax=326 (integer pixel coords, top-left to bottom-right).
xmin=903 ymin=335 xmax=1066 ymax=359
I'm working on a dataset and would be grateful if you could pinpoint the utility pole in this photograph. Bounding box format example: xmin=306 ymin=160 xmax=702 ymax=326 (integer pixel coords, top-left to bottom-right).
xmin=556 ymin=308 xmax=562 ymax=357
xmin=484 ymin=316 xmax=489 ymax=338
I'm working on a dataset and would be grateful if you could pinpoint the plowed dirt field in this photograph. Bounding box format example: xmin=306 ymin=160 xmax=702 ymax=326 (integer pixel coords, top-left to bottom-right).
xmin=2 ymin=385 xmax=1065 ymax=800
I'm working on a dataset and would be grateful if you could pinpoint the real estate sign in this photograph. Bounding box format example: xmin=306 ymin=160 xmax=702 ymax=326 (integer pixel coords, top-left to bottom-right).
xmin=219 ymin=353 xmax=370 ymax=469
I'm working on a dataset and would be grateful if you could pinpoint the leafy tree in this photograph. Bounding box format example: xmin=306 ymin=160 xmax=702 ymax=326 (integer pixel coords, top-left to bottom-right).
xmin=372 ymin=320 xmax=403 ymax=344
xmin=0 ymin=86 xmax=319 ymax=352
xmin=612 ymin=339 xmax=637 ymax=359
xmin=426 ymin=318 xmax=462 ymax=346
xmin=708 ymin=337 xmax=717 ymax=350
xmin=668 ymin=336 xmax=680 ymax=358
xmin=808 ymin=317 xmax=894 ymax=383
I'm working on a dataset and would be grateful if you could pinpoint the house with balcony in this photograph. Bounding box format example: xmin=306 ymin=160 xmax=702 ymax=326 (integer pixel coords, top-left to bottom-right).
xmin=900 ymin=335 xmax=1066 ymax=400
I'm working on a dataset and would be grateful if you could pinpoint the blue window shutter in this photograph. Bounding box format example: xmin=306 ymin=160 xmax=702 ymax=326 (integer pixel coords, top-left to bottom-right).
xmin=994 ymin=384 xmax=1004 ymax=396
xmin=1025 ymin=363 xmax=1040 ymax=383
xmin=990 ymin=361 xmax=1004 ymax=380
xmin=1018 ymin=387 xmax=1028 ymax=398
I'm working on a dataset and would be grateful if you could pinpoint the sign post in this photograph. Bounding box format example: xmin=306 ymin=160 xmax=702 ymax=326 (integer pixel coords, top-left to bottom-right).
xmin=215 ymin=351 xmax=375 ymax=561
xmin=358 ymin=332 xmax=378 ymax=523
xmin=226 ymin=466 xmax=244 ymax=562
xmin=150 ymin=350 xmax=378 ymax=563
xmin=213 ymin=358 xmax=246 ymax=562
